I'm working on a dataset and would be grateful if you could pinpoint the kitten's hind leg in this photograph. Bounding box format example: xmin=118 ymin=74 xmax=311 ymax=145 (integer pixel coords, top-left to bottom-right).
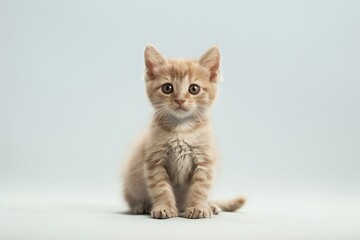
xmin=131 ymin=201 xmax=151 ymax=214
xmin=124 ymin=188 xmax=152 ymax=214
xmin=209 ymin=201 xmax=221 ymax=215
xmin=123 ymin=139 xmax=152 ymax=215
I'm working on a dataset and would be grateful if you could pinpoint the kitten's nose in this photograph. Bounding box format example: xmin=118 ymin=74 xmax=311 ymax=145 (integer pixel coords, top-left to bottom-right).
xmin=175 ymin=99 xmax=186 ymax=105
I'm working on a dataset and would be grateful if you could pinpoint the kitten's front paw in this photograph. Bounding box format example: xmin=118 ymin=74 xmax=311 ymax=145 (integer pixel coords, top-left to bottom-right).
xmin=185 ymin=205 xmax=213 ymax=219
xmin=150 ymin=205 xmax=178 ymax=219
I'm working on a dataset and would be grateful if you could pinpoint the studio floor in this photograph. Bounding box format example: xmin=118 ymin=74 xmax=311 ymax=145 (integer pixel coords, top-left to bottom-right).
xmin=1 ymin=191 xmax=359 ymax=240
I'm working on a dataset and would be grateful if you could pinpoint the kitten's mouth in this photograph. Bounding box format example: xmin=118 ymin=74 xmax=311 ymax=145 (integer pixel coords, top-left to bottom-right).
xmin=175 ymin=106 xmax=188 ymax=111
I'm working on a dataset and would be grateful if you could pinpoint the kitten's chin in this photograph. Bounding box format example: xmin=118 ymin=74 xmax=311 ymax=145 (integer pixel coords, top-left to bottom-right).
xmin=169 ymin=108 xmax=193 ymax=119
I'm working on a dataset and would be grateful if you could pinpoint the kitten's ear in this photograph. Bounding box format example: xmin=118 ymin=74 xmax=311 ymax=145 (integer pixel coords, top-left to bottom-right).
xmin=199 ymin=46 xmax=221 ymax=82
xmin=144 ymin=45 xmax=166 ymax=80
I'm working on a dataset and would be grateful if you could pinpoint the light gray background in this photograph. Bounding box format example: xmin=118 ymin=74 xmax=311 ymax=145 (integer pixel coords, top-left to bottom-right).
xmin=1 ymin=0 xmax=359 ymax=239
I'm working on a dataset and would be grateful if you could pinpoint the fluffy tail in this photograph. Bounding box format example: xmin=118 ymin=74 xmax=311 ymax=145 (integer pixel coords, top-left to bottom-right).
xmin=212 ymin=196 xmax=246 ymax=212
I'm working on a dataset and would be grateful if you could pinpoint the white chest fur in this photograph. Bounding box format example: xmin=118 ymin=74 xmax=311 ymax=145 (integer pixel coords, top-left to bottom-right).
xmin=165 ymin=138 xmax=196 ymax=187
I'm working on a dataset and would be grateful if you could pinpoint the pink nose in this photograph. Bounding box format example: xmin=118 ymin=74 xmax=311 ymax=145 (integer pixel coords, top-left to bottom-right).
xmin=175 ymin=99 xmax=186 ymax=105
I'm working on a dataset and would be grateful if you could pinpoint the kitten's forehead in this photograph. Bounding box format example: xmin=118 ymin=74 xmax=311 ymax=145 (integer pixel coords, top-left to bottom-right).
xmin=163 ymin=59 xmax=209 ymax=81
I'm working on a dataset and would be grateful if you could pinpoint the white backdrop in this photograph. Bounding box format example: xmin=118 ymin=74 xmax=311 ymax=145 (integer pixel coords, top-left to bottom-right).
xmin=1 ymin=1 xmax=359 ymax=239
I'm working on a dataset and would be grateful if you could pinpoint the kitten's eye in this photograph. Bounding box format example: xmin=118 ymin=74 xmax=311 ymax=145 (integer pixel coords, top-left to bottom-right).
xmin=188 ymin=84 xmax=200 ymax=95
xmin=161 ymin=83 xmax=173 ymax=94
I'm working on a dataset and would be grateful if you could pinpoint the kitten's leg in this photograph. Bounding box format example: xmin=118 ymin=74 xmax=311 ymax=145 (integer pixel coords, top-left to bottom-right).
xmin=185 ymin=159 xmax=214 ymax=219
xmin=123 ymin=145 xmax=151 ymax=215
xmin=124 ymin=187 xmax=151 ymax=214
xmin=209 ymin=201 xmax=221 ymax=215
xmin=146 ymin=153 xmax=178 ymax=219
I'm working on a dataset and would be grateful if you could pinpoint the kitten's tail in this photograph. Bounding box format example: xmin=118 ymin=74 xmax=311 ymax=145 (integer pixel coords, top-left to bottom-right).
xmin=213 ymin=196 xmax=246 ymax=212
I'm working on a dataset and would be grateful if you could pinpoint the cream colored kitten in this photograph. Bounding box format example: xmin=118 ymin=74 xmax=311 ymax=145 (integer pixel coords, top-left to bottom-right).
xmin=123 ymin=45 xmax=245 ymax=219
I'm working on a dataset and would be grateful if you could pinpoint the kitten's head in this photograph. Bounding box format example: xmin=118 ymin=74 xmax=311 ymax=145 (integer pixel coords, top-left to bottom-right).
xmin=144 ymin=45 xmax=221 ymax=120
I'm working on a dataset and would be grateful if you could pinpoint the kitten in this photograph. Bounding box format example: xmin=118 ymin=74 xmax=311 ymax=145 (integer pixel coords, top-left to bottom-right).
xmin=122 ymin=45 xmax=245 ymax=219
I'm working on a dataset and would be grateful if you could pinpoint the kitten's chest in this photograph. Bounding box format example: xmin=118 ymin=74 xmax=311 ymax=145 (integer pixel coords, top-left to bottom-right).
xmin=165 ymin=138 xmax=196 ymax=186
